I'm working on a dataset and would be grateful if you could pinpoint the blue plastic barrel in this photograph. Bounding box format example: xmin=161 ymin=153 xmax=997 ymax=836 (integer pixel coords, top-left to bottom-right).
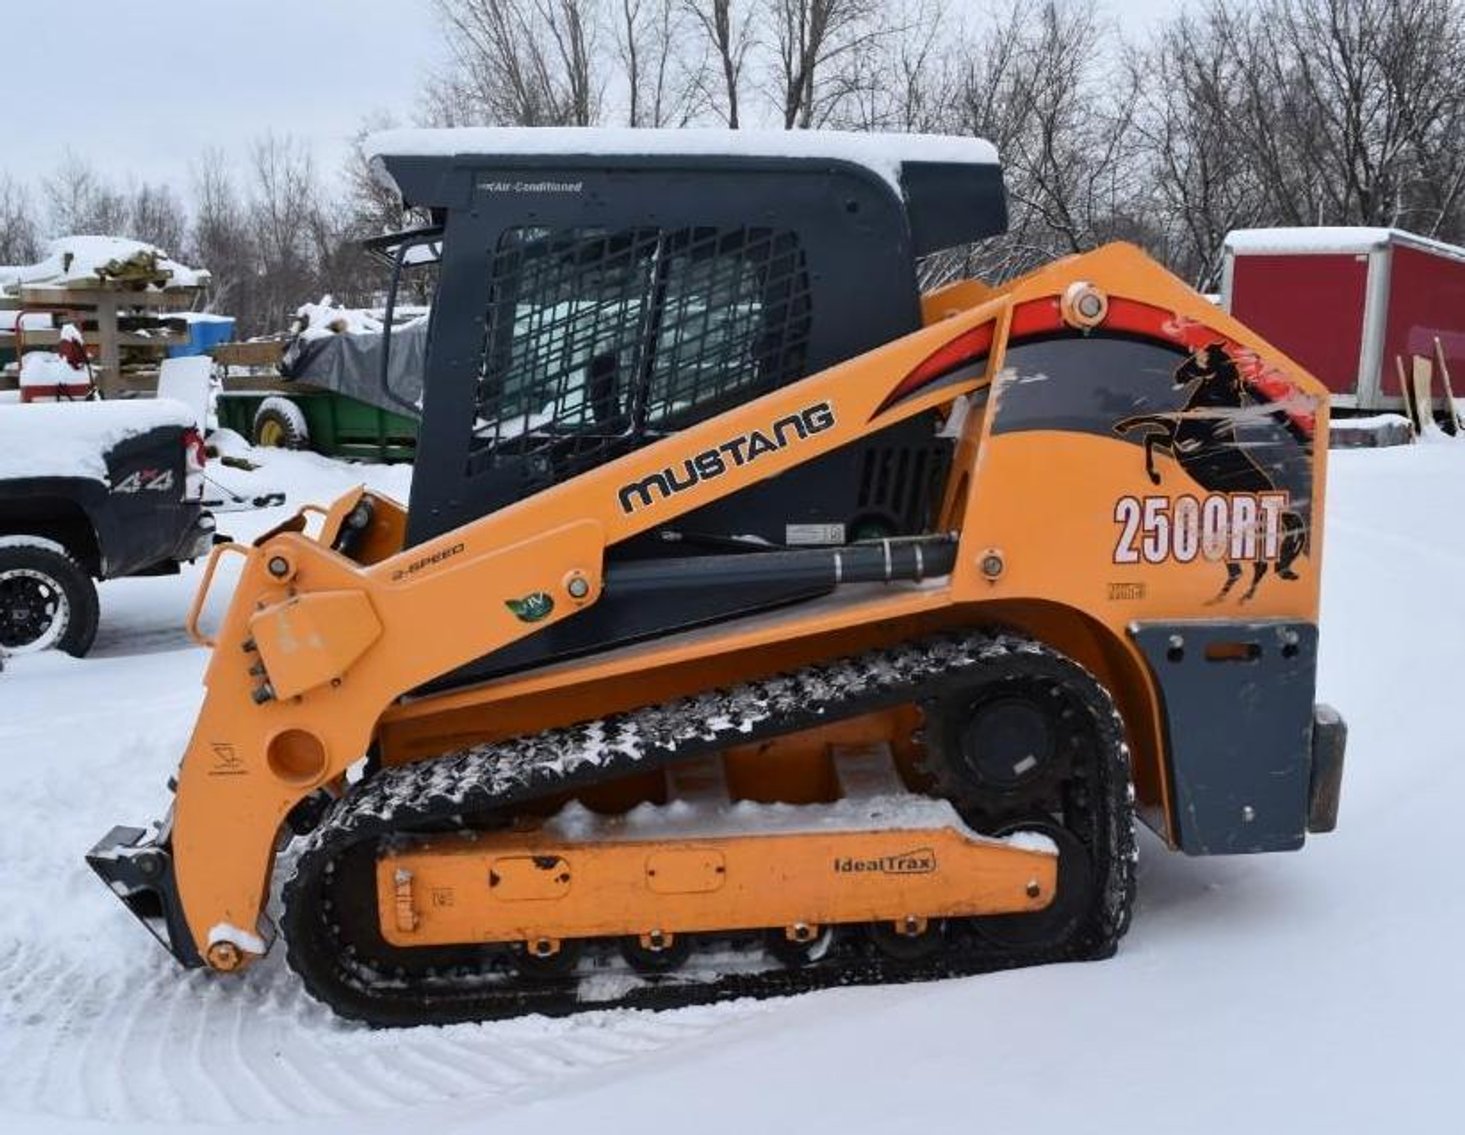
xmin=169 ymin=314 xmax=236 ymax=357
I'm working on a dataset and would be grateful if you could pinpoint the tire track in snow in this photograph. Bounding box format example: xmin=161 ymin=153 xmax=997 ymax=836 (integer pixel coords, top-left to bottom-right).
xmin=0 ymin=931 xmax=765 ymax=1126
xmin=0 ymin=535 xmax=764 ymax=1128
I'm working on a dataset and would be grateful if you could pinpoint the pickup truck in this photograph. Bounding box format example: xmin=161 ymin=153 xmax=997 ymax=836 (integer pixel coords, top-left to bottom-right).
xmin=0 ymin=399 xmax=216 ymax=656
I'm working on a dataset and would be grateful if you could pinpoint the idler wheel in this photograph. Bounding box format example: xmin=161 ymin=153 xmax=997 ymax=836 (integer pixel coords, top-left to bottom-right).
xmin=971 ymin=817 xmax=1093 ymax=950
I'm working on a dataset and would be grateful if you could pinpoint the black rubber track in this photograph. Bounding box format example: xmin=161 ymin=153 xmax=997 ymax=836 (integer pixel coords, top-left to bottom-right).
xmin=282 ymin=631 xmax=1136 ymax=1027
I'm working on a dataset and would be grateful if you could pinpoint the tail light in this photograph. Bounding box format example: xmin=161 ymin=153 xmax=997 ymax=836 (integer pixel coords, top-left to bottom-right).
xmin=182 ymin=426 xmax=207 ymax=501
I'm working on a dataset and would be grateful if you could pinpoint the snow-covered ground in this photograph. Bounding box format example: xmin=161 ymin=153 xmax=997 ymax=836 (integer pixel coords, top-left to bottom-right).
xmin=1 ymin=440 xmax=1462 ymax=1135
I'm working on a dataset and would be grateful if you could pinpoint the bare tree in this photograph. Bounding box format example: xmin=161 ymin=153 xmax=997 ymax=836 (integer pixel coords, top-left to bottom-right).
xmin=825 ymin=0 xmax=959 ymax=132
xmin=1128 ymin=0 xmax=1465 ymax=283
xmin=616 ymin=0 xmax=702 ymax=126
xmin=344 ymin=115 xmax=424 ymax=238
xmin=43 ymin=154 xmax=128 ymax=236
xmin=1248 ymin=0 xmax=1408 ymax=226
xmin=127 ymin=183 xmax=187 ymax=254
xmin=1269 ymin=0 xmax=1465 ymax=235
xmin=0 ymin=174 xmax=41 ymax=265
xmin=427 ymin=0 xmax=603 ymax=126
xmin=189 ymin=149 xmax=256 ymax=322
xmin=768 ymin=0 xmax=893 ymax=128
xmin=1380 ymin=0 xmax=1465 ymax=238
xmin=16 ymin=0 xmax=1465 ymax=340
xmin=247 ymin=134 xmax=327 ymax=332
xmin=683 ymin=0 xmax=753 ymax=127
xmin=1128 ymin=5 xmax=1267 ymax=286
xmin=945 ymin=1 xmax=1140 ymax=278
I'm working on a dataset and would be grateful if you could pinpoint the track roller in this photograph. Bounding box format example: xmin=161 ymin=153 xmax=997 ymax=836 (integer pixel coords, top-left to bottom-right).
xmin=620 ymin=931 xmax=693 ymax=974
xmin=765 ymin=924 xmax=834 ymax=968
xmin=867 ymin=916 xmax=945 ymax=962
xmin=513 ymin=937 xmax=582 ymax=978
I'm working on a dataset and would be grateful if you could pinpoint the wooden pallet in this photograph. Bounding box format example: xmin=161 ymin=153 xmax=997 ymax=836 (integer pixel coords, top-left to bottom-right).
xmin=0 ymin=281 xmax=205 ymax=396
xmin=210 ymin=340 xmax=286 ymax=369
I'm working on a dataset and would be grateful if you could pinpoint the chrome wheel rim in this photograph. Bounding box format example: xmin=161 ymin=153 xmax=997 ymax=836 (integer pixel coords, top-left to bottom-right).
xmin=0 ymin=567 xmax=71 ymax=653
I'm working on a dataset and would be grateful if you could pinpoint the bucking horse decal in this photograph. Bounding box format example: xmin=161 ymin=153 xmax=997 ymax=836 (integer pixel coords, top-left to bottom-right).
xmin=1115 ymin=343 xmax=1307 ymax=604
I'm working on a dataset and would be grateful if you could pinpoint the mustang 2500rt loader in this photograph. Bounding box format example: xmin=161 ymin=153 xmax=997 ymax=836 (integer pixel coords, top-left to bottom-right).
xmin=89 ymin=128 xmax=1345 ymax=1026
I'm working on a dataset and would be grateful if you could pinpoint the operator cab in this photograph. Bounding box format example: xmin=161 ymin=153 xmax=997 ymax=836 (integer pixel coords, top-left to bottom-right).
xmin=367 ymin=127 xmax=1006 ymax=680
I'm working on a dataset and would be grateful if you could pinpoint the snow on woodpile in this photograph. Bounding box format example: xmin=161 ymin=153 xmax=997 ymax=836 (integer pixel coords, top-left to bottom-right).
xmin=293 ymin=296 xmax=386 ymax=340
xmin=0 ymin=236 xmax=210 ymax=294
xmin=365 ymin=126 xmax=999 ymax=194
xmin=0 ymin=398 xmax=194 ymax=482
xmin=291 ymin=295 xmax=429 ymax=341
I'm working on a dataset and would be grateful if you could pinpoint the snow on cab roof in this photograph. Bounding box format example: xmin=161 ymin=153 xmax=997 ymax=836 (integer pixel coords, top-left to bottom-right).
xmin=1226 ymin=226 xmax=1465 ymax=262
xmin=365 ymin=127 xmax=999 ymax=193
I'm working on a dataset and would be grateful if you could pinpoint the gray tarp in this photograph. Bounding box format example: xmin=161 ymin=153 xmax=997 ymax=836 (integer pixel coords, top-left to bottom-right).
xmin=279 ymin=319 xmax=427 ymax=416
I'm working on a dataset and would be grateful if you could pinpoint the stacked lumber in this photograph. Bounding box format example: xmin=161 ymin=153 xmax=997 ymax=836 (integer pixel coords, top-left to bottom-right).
xmin=0 ymin=236 xmax=209 ymax=294
xmin=0 ymin=238 xmax=211 ymax=396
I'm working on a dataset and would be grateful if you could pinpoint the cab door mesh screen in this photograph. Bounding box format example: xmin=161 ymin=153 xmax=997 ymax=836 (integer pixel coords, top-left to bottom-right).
xmin=468 ymin=225 xmax=811 ymax=482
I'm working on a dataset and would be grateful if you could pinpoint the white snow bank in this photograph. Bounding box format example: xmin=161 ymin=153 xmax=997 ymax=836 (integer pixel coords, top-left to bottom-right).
xmin=1336 ymin=412 xmax=1413 ymax=430
xmin=4 ymin=442 xmax=1465 ymax=1134
xmin=1227 ymin=225 xmax=1465 ymax=262
xmin=366 ymin=127 xmax=999 ymax=194
xmin=0 ymin=398 xmax=194 ymax=482
xmin=0 ymin=235 xmax=208 ymax=293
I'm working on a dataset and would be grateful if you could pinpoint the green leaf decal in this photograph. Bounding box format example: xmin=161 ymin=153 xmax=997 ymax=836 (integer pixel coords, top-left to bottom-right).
xmin=505 ymin=591 xmax=555 ymax=623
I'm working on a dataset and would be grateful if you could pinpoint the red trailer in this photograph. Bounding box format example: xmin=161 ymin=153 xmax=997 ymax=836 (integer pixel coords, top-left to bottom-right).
xmin=1222 ymin=227 xmax=1465 ymax=415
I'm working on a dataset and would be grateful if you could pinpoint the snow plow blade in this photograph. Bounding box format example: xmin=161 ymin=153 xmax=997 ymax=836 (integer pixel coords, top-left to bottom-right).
xmin=86 ymin=824 xmax=203 ymax=968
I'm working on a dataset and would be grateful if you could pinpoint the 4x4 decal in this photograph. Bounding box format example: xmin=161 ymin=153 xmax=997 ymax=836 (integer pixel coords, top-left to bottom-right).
xmin=113 ymin=468 xmax=175 ymax=494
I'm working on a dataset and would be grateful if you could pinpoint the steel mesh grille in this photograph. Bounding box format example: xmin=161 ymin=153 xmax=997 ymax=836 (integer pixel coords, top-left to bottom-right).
xmin=469 ymin=225 xmax=811 ymax=480
xmin=856 ymin=442 xmax=951 ymax=532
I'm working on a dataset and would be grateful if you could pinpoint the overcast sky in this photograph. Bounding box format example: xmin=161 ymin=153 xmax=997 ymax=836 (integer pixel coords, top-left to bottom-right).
xmin=1 ymin=0 xmax=1185 ymax=196
xmin=3 ymin=0 xmax=443 ymax=190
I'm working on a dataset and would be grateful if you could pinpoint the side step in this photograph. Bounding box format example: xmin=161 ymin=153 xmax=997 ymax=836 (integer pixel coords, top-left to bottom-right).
xmin=375 ymin=744 xmax=1058 ymax=951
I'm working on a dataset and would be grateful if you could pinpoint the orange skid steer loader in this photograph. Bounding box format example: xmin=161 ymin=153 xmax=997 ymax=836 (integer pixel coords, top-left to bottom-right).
xmin=89 ymin=129 xmax=1345 ymax=1026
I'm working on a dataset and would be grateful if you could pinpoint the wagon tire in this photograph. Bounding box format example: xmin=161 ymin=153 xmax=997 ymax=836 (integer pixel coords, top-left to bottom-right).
xmin=252 ymin=397 xmax=310 ymax=450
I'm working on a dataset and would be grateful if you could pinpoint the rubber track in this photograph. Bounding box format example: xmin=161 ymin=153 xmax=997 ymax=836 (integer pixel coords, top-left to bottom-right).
xmin=283 ymin=631 xmax=1136 ymax=1027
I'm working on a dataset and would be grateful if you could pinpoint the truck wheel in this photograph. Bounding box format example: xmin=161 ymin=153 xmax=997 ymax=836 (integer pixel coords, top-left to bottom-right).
xmin=0 ymin=538 xmax=100 ymax=657
xmin=252 ymin=397 xmax=310 ymax=450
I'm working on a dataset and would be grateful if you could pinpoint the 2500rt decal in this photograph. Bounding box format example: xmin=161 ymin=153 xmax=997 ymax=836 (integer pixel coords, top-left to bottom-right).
xmin=1113 ymin=492 xmax=1293 ymax=566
